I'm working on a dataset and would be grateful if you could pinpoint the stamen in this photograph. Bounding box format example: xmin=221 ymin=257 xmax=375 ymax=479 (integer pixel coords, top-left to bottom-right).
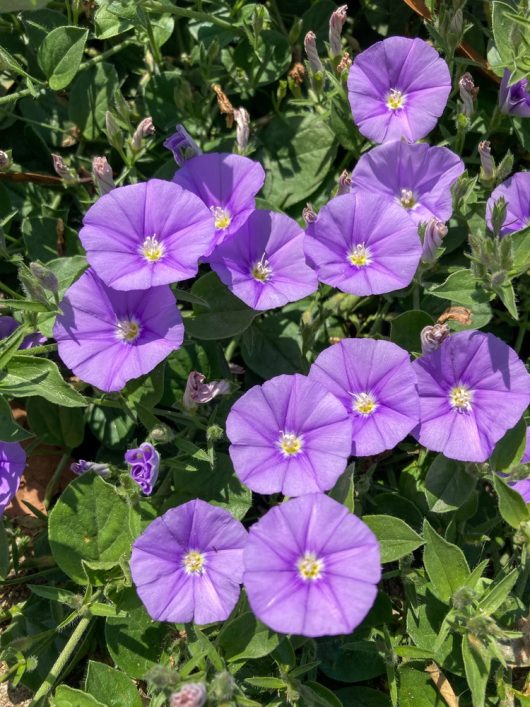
xmin=276 ymin=432 xmax=303 ymax=457
xmin=347 ymin=244 xmax=372 ymax=268
xmin=211 ymin=206 xmax=231 ymax=230
xmin=297 ymin=552 xmax=324 ymax=581
xmin=116 ymin=319 xmax=141 ymax=343
xmin=352 ymin=392 xmax=378 ymax=416
xmin=386 ymin=88 xmax=406 ymax=110
xmin=449 ymin=385 xmax=473 ymax=413
xmin=183 ymin=550 xmax=205 ymax=575
xmin=251 ymin=254 xmax=272 ymax=282
xmin=140 ymin=234 xmax=165 ymax=262
xmin=399 ymin=189 xmax=416 ymax=210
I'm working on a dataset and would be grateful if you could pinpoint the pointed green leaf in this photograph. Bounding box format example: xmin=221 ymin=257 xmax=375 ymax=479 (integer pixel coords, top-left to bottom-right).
xmin=423 ymin=519 xmax=470 ymax=603
xmin=363 ymin=515 xmax=423 ymax=563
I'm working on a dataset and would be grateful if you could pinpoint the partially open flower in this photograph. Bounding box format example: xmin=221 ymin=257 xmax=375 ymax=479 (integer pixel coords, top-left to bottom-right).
xmin=125 ymin=442 xmax=160 ymax=495
xmin=183 ymin=372 xmax=230 ymax=410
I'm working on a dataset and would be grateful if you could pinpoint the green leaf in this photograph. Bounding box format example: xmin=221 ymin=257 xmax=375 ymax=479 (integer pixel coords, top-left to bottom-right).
xmin=302 ymin=682 xmax=343 ymax=707
xmin=423 ymin=519 xmax=470 ymax=603
xmin=489 ymin=417 xmax=527 ymax=471
xmin=509 ymin=224 xmax=530 ymax=276
xmin=428 ymin=269 xmax=491 ymax=307
xmin=0 ymin=0 xmax=49 ymax=10
xmin=0 ymin=396 xmax=32 ymax=442
xmin=94 ymin=5 xmax=134 ymax=38
xmin=88 ymin=404 xmax=135 ymax=450
xmin=123 ymin=364 xmax=165 ymax=412
xmin=28 ymin=585 xmax=79 ymax=605
xmin=390 ymin=310 xmax=433 ymax=354
xmin=329 ymin=462 xmax=355 ymax=513
xmin=244 ymin=677 xmax=287 ymax=689
xmin=0 ymin=355 xmax=86 ymax=407
xmin=0 ymin=299 xmax=52 ymax=312
xmin=227 ymin=29 xmax=290 ymax=88
xmin=37 ymin=26 xmax=88 ymax=90
xmin=0 ymin=325 xmax=29 ymax=370
xmin=27 ymin=397 xmax=84 ymax=448
xmin=218 ymin=612 xmax=281 ymax=662
xmin=424 ymin=455 xmax=476 ymax=513
xmin=318 ymin=637 xmax=386 ymax=683
xmin=52 ymin=686 xmax=105 ymax=707
xmin=478 ymin=567 xmax=518 ymax=615
xmin=69 ymin=63 xmax=120 ymax=140
xmin=85 ymin=661 xmax=142 ymax=707
xmin=398 ymin=665 xmax=442 ymax=707
xmin=495 ymin=282 xmax=518 ymax=319
xmin=259 ymin=113 xmax=338 ymax=209
xmin=335 ymin=687 xmax=391 ymax=707
xmin=462 ymin=635 xmax=491 ymax=707
xmin=492 ymin=475 xmax=530 ymax=528
xmin=185 ymin=272 xmax=256 ymax=340
xmin=241 ymin=313 xmax=304 ymax=379
xmin=363 ymin=515 xmax=424 ymax=563
xmin=22 ymin=216 xmax=81 ymax=262
xmin=48 ymin=475 xmax=132 ymax=585
xmin=492 ymin=0 xmax=525 ymax=68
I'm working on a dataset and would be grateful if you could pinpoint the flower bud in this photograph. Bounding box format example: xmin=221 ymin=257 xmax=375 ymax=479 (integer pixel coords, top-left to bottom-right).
xmin=0 ymin=149 xmax=12 ymax=172
xmin=458 ymin=72 xmax=477 ymax=117
xmin=251 ymin=4 xmax=266 ymax=35
xmin=52 ymin=154 xmax=76 ymax=184
xmin=170 ymin=683 xmax=207 ymax=707
xmin=337 ymin=170 xmax=352 ymax=196
xmin=71 ymin=460 xmax=110 ymax=477
xmin=288 ymin=17 xmax=303 ymax=45
xmin=29 ymin=261 xmax=59 ymax=295
xmin=163 ymin=125 xmax=201 ymax=166
xmin=183 ymin=371 xmax=230 ymax=411
xmin=421 ymin=218 xmax=448 ymax=263
xmin=149 ymin=423 xmax=176 ymax=444
xmin=210 ymin=671 xmax=235 ymax=702
xmin=329 ymin=5 xmax=348 ymax=58
xmin=421 ymin=323 xmax=450 ymax=355
xmin=113 ymin=88 xmax=131 ymax=125
xmin=302 ymin=203 xmax=318 ymax=225
xmin=105 ymin=111 xmax=123 ymax=150
xmin=233 ymin=106 xmax=250 ymax=154
xmin=131 ymin=117 xmax=155 ymax=151
xmin=478 ymin=140 xmax=495 ymax=182
xmin=499 ymin=70 xmax=530 ymax=117
xmin=304 ymin=31 xmax=323 ymax=74
xmin=490 ymin=196 xmax=507 ymax=237
xmin=124 ymin=443 xmax=160 ymax=495
xmin=337 ymin=52 xmax=352 ymax=74
xmin=92 ymin=156 xmax=115 ymax=196
xmin=18 ymin=266 xmax=49 ymax=305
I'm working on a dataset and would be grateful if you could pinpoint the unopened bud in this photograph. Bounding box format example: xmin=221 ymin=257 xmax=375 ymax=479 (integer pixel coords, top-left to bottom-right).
xmin=304 ymin=31 xmax=323 ymax=74
xmin=210 ymin=671 xmax=235 ymax=702
xmin=329 ymin=4 xmax=348 ymax=58
xmin=458 ymin=72 xmax=477 ymax=118
xmin=52 ymin=154 xmax=76 ymax=184
xmin=18 ymin=269 xmax=48 ymax=305
xmin=113 ymin=88 xmax=130 ymax=125
xmin=491 ymin=196 xmax=508 ymax=236
xmin=478 ymin=140 xmax=495 ymax=181
xmin=105 ymin=111 xmax=123 ymax=150
xmin=302 ymin=203 xmax=318 ymax=225
xmin=337 ymin=52 xmax=352 ymax=74
xmin=233 ymin=107 xmax=250 ymax=154
xmin=421 ymin=218 xmax=448 ymax=263
xmin=490 ymin=270 xmax=507 ymax=288
xmin=337 ymin=170 xmax=352 ymax=196
xmin=71 ymin=460 xmax=110 ymax=477
xmin=163 ymin=125 xmax=201 ymax=166
xmin=150 ymin=423 xmax=176 ymax=444
xmin=92 ymin=156 xmax=115 ymax=196
xmin=170 ymin=683 xmax=207 ymax=707
xmin=29 ymin=262 xmax=59 ymax=295
xmin=0 ymin=149 xmax=12 ymax=172
xmin=421 ymin=323 xmax=450 ymax=355
xmin=183 ymin=371 xmax=230 ymax=411
xmin=132 ymin=117 xmax=155 ymax=151
xmin=251 ymin=4 xmax=266 ymax=35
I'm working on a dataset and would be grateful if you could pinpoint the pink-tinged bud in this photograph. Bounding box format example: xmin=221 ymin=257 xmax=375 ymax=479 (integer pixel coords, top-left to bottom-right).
xmin=421 ymin=218 xmax=448 ymax=263
xmin=92 ymin=156 xmax=115 ymax=195
xmin=420 ymin=323 xmax=450 ymax=355
xmin=458 ymin=72 xmax=477 ymax=117
xmin=170 ymin=683 xmax=207 ymax=707
xmin=132 ymin=117 xmax=155 ymax=151
xmin=337 ymin=52 xmax=352 ymax=74
xmin=478 ymin=140 xmax=495 ymax=180
xmin=233 ymin=107 xmax=250 ymax=154
xmin=52 ymin=154 xmax=76 ymax=184
xmin=229 ymin=362 xmax=245 ymax=375
xmin=302 ymin=203 xmax=318 ymax=225
xmin=337 ymin=169 xmax=352 ymax=196
xmin=183 ymin=371 xmax=230 ymax=410
xmin=0 ymin=149 xmax=11 ymax=171
xmin=304 ymin=31 xmax=323 ymax=74
xmin=163 ymin=125 xmax=201 ymax=166
xmin=329 ymin=4 xmax=348 ymax=58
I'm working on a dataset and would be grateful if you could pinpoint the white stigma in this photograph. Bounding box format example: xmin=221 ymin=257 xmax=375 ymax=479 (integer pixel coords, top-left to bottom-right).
xmin=297 ymin=552 xmax=324 ymax=581
xmin=210 ymin=206 xmax=231 ymax=230
xmin=386 ymin=88 xmax=406 ymax=110
xmin=115 ymin=318 xmax=141 ymax=343
xmin=449 ymin=385 xmax=473 ymax=413
xmin=399 ymin=189 xmax=417 ymax=210
xmin=352 ymin=392 xmax=378 ymax=416
xmin=140 ymin=234 xmax=165 ymax=262
xmin=347 ymin=244 xmax=372 ymax=268
xmin=276 ymin=431 xmax=303 ymax=457
xmin=251 ymin=254 xmax=272 ymax=282
xmin=183 ymin=550 xmax=206 ymax=575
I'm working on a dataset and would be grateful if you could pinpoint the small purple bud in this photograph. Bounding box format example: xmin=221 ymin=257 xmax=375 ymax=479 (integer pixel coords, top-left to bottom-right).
xmin=71 ymin=460 xmax=110 ymax=477
xmin=229 ymin=362 xmax=245 ymax=375
xmin=329 ymin=4 xmax=348 ymax=58
xmin=304 ymin=31 xmax=323 ymax=74
xmin=170 ymin=683 xmax=207 ymax=707
xmin=478 ymin=140 xmax=495 ymax=181
xmin=458 ymin=72 xmax=477 ymax=117
xmin=233 ymin=107 xmax=250 ymax=154
xmin=29 ymin=262 xmax=59 ymax=295
xmin=92 ymin=156 xmax=115 ymax=196
xmin=337 ymin=169 xmax=352 ymax=196
xmin=420 ymin=323 xmax=450 ymax=355
xmin=302 ymin=203 xmax=318 ymax=225
xmin=183 ymin=371 xmax=230 ymax=411
xmin=132 ymin=117 xmax=155 ymax=151
xmin=52 ymin=154 xmax=76 ymax=184
xmin=124 ymin=443 xmax=160 ymax=496
xmin=421 ymin=218 xmax=448 ymax=263
xmin=164 ymin=125 xmax=201 ymax=166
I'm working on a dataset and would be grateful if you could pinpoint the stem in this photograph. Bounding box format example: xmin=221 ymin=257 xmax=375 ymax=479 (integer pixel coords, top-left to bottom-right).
xmin=0 ymin=87 xmax=33 ymax=106
xmin=43 ymin=451 xmax=71 ymax=509
xmin=0 ymin=280 xmax=23 ymax=299
xmin=15 ymin=343 xmax=58 ymax=356
xmin=81 ymin=38 xmax=136 ymax=70
xmin=515 ymin=311 xmax=528 ymax=354
xmin=32 ymin=614 xmax=92 ymax=703
xmin=145 ymin=1 xmax=245 ymax=35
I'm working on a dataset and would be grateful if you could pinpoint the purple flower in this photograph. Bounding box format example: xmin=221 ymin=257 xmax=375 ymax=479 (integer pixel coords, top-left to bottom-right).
xmin=170 ymin=684 xmax=207 ymax=707
xmin=79 ymin=179 xmax=215 ymax=291
xmin=412 ymin=331 xmax=530 ymax=462
xmin=53 ymin=269 xmax=184 ymax=393
xmin=0 ymin=316 xmax=47 ymax=350
xmin=304 ymin=193 xmax=421 ymax=296
xmin=309 ymin=339 xmax=420 ymax=457
xmin=0 ymin=442 xmax=26 ymax=517
xmin=209 ymin=210 xmax=318 ymax=311
xmin=486 ymin=172 xmax=530 ymax=237
xmin=347 ymin=37 xmax=451 ymax=143
xmin=130 ymin=500 xmax=247 ymax=624
xmin=350 ymin=141 xmax=465 ymax=227
xmin=499 ymin=70 xmax=530 ymax=117
xmin=182 ymin=371 xmax=230 ymax=411
xmin=172 ymin=153 xmax=265 ymax=251
xmin=243 ymin=493 xmax=381 ymax=637
xmin=523 ymin=428 xmax=530 ymax=464
xmin=71 ymin=460 xmax=110 ymax=477
xmin=164 ymin=125 xmax=201 ymax=166
xmin=226 ymin=374 xmax=352 ymax=496
xmin=125 ymin=442 xmax=160 ymax=495
xmin=510 ymin=478 xmax=530 ymax=504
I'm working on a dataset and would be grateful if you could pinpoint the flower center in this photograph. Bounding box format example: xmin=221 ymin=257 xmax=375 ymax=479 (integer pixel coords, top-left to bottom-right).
xmin=251 ymin=255 xmax=272 ymax=282
xmin=352 ymin=392 xmax=378 ymax=416
xmin=277 ymin=431 xmax=303 ymax=457
xmin=115 ymin=318 xmax=141 ymax=343
xmin=347 ymin=244 xmax=372 ymax=268
xmin=140 ymin=234 xmax=165 ymax=262
xmin=183 ymin=550 xmax=205 ymax=575
xmin=297 ymin=552 xmax=324 ymax=581
xmin=399 ymin=189 xmax=416 ymax=209
xmin=386 ymin=88 xmax=406 ymax=110
xmin=449 ymin=385 xmax=473 ymax=413
xmin=211 ymin=206 xmax=231 ymax=230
